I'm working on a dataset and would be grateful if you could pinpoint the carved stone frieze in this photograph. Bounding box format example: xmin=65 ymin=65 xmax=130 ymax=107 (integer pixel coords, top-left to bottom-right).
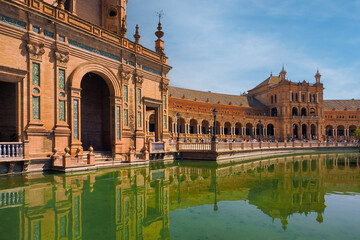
xmin=27 ymin=43 xmax=45 ymax=61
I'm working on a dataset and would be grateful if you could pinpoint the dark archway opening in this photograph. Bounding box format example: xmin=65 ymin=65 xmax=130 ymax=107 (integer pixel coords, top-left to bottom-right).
xmin=302 ymin=124 xmax=307 ymax=139
xmin=326 ymin=126 xmax=333 ymax=137
xmin=190 ymin=119 xmax=197 ymax=134
xmin=0 ymin=82 xmax=17 ymax=142
xmin=271 ymin=108 xmax=278 ymax=117
xmin=246 ymin=123 xmax=253 ymax=136
xmin=301 ymin=108 xmax=307 ymax=116
xmin=81 ymin=73 xmax=111 ymax=151
xmin=337 ymin=125 xmax=345 ymax=136
xmin=149 ymin=114 xmax=156 ymax=132
xmin=293 ymin=124 xmax=298 ymax=139
xmin=311 ymin=124 xmax=316 ymax=139
xmin=224 ymin=122 xmax=231 ymax=135
xmin=292 ymin=107 xmax=298 ymax=116
xmin=235 ymin=123 xmax=242 ymax=135
xmin=256 ymin=124 xmax=264 ymax=136
xmin=202 ymin=120 xmax=209 ymax=134
xmin=268 ymin=124 xmax=274 ymax=136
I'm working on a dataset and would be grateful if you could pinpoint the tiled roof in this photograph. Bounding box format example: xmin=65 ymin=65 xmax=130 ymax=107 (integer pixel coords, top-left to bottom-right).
xmin=251 ymin=76 xmax=282 ymax=90
xmin=324 ymin=100 xmax=360 ymax=111
xmin=169 ymin=86 xmax=267 ymax=109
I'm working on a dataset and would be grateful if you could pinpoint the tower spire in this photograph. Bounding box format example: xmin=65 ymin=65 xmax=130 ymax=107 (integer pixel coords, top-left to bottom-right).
xmin=134 ymin=24 xmax=140 ymax=44
xmin=315 ymin=68 xmax=321 ymax=83
xmin=279 ymin=65 xmax=287 ymax=80
xmin=155 ymin=11 xmax=165 ymax=55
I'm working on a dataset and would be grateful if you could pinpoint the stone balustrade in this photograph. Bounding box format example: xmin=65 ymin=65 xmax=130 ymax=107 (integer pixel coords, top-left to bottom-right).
xmin=0 ymin=142 xmax=24 ymax=159
xmin=170 ymin=141 xmax=359 ymax=153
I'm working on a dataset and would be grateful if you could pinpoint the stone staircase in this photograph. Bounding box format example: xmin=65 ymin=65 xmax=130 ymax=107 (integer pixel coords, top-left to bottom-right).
xmin=82 ymin=151 xmax=113 ymax=162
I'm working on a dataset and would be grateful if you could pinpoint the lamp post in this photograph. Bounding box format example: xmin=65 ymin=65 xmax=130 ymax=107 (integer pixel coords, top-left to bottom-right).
xmin=212 ymin=108 xmax=218 ymax=142
xmin=176 ymin=112 xmax=180 ymax=142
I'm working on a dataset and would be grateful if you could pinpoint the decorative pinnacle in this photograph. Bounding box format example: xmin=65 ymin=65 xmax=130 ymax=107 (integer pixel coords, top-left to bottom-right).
xmin=315 ymin=68 xmax=321 ymax=80
xmin=155 ymin=22 xmax=164 ymax=39
xmin=134 ymin=24 xmax=140 ymax=44
xmin=155 ymin=10 xmax=165 ymax=39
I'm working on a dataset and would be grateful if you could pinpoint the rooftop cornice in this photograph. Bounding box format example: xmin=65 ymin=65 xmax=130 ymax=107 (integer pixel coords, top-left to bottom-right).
xmin=5 ymin=0 xmax=169 ymax=66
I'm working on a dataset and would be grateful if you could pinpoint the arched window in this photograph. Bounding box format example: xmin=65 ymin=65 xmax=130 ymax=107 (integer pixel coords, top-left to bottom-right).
xmin=267 ymin=124 xmax=275 ymax=136
xmin=246 ymin=123 xmax=253 ymax=136
xmin=301 ymin=108 xmax=307 ymax=116
xmin=292 ymin=107 xmax=298 ymax=116
xmin=271 ymin=108 xmax=278 ymax=117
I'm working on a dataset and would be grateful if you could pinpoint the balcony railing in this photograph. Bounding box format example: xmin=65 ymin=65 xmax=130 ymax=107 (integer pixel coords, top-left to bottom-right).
xmin=293 ymin=116 xmax=320 ymax=120
xmin=172 ymin=141 xmax=358 ymax=153
xmin=0 ymin=142 xmax=24 ymax=159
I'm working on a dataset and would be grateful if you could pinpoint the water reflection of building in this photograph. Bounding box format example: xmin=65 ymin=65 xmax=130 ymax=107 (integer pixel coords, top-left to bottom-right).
xmin=0 ymin=153 xmax=358 ymax=239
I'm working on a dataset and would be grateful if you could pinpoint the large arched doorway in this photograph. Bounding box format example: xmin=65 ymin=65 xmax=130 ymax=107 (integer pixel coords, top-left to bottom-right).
xmin=201 ymin=120 xmax=210 ymax=134
xmin=179 ymin=118 xmax=186 ymax=133
xmin=325 ymin=125 xmax=333 ymax=137
xmin=293 ymin=124 xmax=298 ymax=139
xmin=215 ymin=121 xmax=221 ymax=135
xmin=302 ymin=124 xmax=307 ymax=139
xmin=246 ymin=123 xmax=253 ymax=136
xmin=311 ymin=124 xmax=316 ymax=139
xmin=81 ymin=73 xmax=111 ymax=151
xmin=337 ymin=125 xmax=345 ymax=136
xmin=267 ymin=124 xmax=274 ymax=136
xmin=224 ymin=122 xmax=231 ymax=135
xmin=256 ymin=124 xmax=264 ymax=136
xmin=189 ymin=119 xmax=198 ymax=134
xmin=0 ymin=82 xmax=17 ymax=142
xmin=235 ymin=122 xmax=242 ymax=135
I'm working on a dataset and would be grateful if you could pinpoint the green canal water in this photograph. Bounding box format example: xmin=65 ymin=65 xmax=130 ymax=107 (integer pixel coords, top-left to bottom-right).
xmin=0 ymin=152 xmax=359 ymax=240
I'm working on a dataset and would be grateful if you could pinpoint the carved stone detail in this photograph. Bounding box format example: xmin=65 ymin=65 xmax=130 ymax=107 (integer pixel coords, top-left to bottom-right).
xmin=135 ymin=75 xmax=144 ymax=87
xmin=121 ymin=72 xmax=132 ymax=84
xmin=27 ymin=43 xmax=45 ymax=60
xmin=161 ymin=82 xmax=169 ymax=92
xmin=54 ymin=51 xmax=69 ymax=67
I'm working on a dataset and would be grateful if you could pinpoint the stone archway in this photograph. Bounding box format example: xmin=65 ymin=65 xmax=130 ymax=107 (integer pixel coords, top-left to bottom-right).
xmin=80 ymin=73 xmax=111 ymax=151
xmin=69 ymin=63 xmax=121 ymax=154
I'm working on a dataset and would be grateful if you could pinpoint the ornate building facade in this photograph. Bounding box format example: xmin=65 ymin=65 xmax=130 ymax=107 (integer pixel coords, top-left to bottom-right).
xmin=0 ymin=0 xmax=359 ymax=171
xmin=168 ymin=68 xmax=360 ymax=142
xmin=0 ymin=0 xmax=171 ymax=164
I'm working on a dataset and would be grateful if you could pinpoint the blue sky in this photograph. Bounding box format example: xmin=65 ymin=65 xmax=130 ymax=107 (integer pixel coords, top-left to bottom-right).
xmin=127 ymin=0 xmax=360 ymax=99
